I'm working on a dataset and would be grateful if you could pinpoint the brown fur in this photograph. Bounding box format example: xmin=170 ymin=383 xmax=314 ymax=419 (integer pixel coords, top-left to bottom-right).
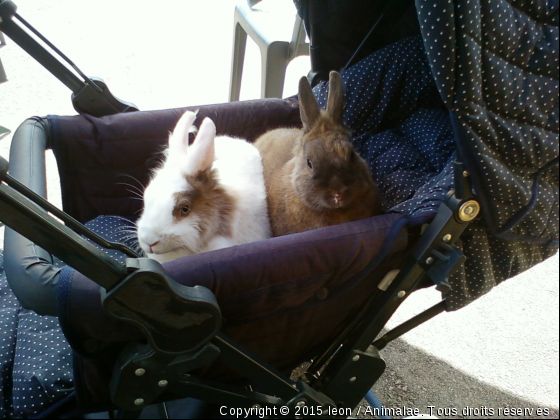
xmin=255 ymin=72 xmax=381 ymax=237
xmin=174 ymin=168 xmax=235 ymax=240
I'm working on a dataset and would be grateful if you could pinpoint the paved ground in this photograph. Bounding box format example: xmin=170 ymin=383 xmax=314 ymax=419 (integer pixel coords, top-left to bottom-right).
xmin=0 ymin=1 xmax=558 ymax=418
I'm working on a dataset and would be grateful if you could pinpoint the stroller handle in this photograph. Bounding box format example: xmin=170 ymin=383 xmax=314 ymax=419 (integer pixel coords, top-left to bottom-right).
xmin=0 ymin=0 xmax=139 ymax=117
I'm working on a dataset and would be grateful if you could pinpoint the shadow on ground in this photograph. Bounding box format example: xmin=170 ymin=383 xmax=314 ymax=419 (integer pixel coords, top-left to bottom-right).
xmin=351 ymin=336 xmax=559 ymax=419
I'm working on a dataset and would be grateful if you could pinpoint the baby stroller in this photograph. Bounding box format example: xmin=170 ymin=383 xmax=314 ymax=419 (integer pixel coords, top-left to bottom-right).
xmin=3 ymin=0 xmax=555 ymax=416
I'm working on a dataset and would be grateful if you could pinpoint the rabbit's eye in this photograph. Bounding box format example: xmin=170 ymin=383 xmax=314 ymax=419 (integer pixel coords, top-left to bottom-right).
xmin=180 ymin=205 xmax=191 ymax=216
xmin=307 ymin=159 xmax=313 ymax=169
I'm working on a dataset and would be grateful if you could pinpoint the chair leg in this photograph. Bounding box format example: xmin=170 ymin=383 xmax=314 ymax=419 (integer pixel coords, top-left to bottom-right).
xmin=229 ymin=22 xmax=248 ymax=102
xmin=261 ymin=41 xmax=289 ymax=99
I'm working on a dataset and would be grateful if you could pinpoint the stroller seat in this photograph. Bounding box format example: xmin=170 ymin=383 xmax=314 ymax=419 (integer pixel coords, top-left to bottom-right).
xmin=0 ymin=0 xmax=557 ymax=417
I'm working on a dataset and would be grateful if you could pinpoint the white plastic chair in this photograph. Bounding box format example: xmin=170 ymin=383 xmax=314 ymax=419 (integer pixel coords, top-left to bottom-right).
xmin=229 ymin=0 xmax=309 ymax=101
xmin=0 ymin=32 xmax=9 ymax=139
xmin=0 ymin=32 xmax=7 ymax=84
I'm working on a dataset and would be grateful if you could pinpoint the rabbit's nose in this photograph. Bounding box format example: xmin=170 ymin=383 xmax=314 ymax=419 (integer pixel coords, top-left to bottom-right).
xmin=145 ymin=240 xmax=160 ymax=253
xmin=332 ymin=193 xmax=342 ymax=207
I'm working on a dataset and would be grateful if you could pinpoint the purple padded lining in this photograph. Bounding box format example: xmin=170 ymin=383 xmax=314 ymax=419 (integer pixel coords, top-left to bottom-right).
xmin=62 ymin=213 xmax=407 ymax=408
xmin=49 ymin=99 xmax=301 ymax=223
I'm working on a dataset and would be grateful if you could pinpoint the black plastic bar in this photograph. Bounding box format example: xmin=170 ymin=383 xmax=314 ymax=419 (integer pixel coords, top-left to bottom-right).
xmin=316 ymin=195 xmax=474 ymax=398
xmin=306 ymin=205 xmax=459 ymax=379
xmin=14 ymin=12 xmax=102 ymax=93
xmin=174 ymin=376 xmax=285 ymax=410
xmin=0 ymin=1 xmax=84 ymax=93
xmin=305 ymin=288 xmax=383 ymax=377
xmin=212 ymin=332 xmax=300 ymax=401
xmin=347 ymin=203 xmax=461 ymax=353
xmin=0 ymin=181 xmax=128 ymax=290
xmin=2 ymin=170 xmax=140 ymax=258
xmin=372 ymin=301 xmax=446 ymax=350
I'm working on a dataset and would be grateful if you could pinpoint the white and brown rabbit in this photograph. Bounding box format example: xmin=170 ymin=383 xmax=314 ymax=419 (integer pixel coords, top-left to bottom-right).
xmin=255 ymin=71 xmax=381 ymax=237
xmin=137 ymin=111 xmax=271 ymax=262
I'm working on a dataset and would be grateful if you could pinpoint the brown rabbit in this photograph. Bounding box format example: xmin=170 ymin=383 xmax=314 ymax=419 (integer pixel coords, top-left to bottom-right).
xmin=255 ymin=71 xmax=382 ymax=237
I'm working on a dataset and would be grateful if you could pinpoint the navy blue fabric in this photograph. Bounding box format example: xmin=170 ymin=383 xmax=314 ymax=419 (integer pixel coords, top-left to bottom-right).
xmin=418 ymin=0 xmax=559 ymax=245
xmin=0 ymin=217 xmax=134 ymax=419
xmin=57 ymin=217 xmax=133 ymax=359
xmin=311 ymin=33 xmax=558 ymax=309
xmin=311 ymin=36 xmax=468 ymax=306
xmin=0 ymin=250 xmax=17 ymax=419
xmin=416 ymin=0 xmax=559 ymax=307
xmin=0 ymin=249 xmax=72 ymax=419
xmin=313 ymin=36 xmax=456 ymax=218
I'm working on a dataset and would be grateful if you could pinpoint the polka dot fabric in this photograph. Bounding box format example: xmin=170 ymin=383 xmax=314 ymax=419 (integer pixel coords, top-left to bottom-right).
xmin=312 ymin=36 xmax=456 ymax=216
xmin=0 ymin=249 xmax=18 ymax=419
xmin=11 ymin=308 xmax=72 ymax=418
xmin=0 ymin=217 xmax=134 ymax=418
xmin=0 ymin=241 xmax=71 ymax=419
xmin=416 ymin=0 xmax=558 ymax=308
xmin=311 ymin=18 xmax=557 ymax=309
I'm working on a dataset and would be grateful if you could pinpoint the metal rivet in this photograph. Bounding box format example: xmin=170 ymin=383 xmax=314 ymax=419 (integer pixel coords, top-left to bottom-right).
xmin=252 ymin=404 xmax=261 ymax=409
xmin=135 ymin=368 xmax=146 ymax=376
xmin=315 ymin=287 xmax=329 ymax=300
xmin=297 ymin=400 xmax=306 ymax=407
xmin=397 ymin=291 xmax=406 ymax=298
xmin=158 ymin=380 xmax=168 ymax=387
xmin=352 ymin=355 xmax=360 ymax=362
xmin=442 ymin=234 xmax=452 ymax=242
xmin=459 ymin=200 xmax=480 ymax=222
xmin=349 ymin=377 xmax=357 ymax=382
xmin=463 ymin=170 xmax=469 ymax=177
xmin=134 ymin=398 xmax=144 ymax=406
xmin=426 ymin=257 xmax=434 ymax=265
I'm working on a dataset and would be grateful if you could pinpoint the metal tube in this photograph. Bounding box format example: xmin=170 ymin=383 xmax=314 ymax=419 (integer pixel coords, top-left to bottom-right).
xmin=0 ymin=8 xmax=84 ymax=93
xmin=0 ymin=181 xmax=128 ymax=290
xmin=372 ymin=301 xmax=446 ymax=350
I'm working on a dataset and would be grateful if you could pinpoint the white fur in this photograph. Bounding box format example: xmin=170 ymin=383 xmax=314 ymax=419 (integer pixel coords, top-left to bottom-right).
xmin=137 ymin=111 xmax=271 ymax=262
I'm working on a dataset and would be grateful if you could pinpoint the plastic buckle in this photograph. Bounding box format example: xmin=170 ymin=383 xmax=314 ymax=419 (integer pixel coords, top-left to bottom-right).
xmin=425 ymin=243 xmax=466 ymax=292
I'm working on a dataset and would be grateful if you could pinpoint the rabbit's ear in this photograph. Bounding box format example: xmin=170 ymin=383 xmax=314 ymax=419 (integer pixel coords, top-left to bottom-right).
xmin=298 ymin=76 xmax=320 ymax=132
xmin=169 ymin=111 xmax=197 ymax=155
xmin=185 ymin=117 xmax=216 ymax=174
xmin=326 ymin=71 xmax=344 ymax=125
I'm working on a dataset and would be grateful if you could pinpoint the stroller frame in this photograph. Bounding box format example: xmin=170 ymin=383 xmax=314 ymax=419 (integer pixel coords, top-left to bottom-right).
xmin=5 ymin=0 xmax=538 ymax=417
xmin=0 ymin=0 xmax=138 ymax=117
xmin=0 ymin=143 xmax=478 ymax=416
